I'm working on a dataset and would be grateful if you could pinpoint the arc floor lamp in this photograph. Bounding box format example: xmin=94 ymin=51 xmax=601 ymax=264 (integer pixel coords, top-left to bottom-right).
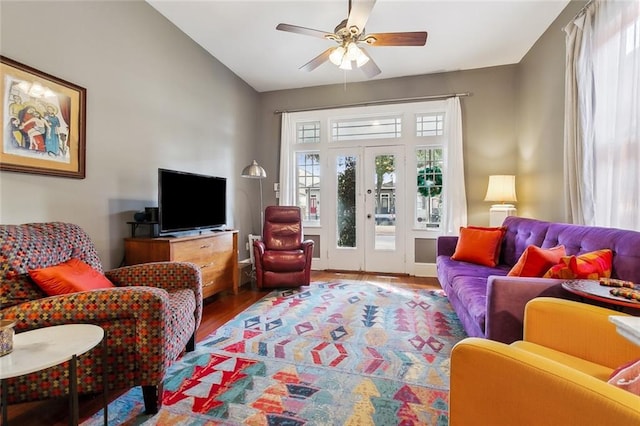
xmin=241 ymin=160 xmax=267 ymax=235
xmin=242 ymin=160 xmax=267 ymax=271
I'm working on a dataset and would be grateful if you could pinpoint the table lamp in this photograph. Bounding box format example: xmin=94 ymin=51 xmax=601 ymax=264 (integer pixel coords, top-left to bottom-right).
xmin=484 ymin=175 xmax=517 ymax=227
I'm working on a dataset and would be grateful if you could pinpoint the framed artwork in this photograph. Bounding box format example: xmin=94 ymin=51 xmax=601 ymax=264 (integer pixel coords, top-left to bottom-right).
xmin=1 ymin=56 xmax=86 ymax=179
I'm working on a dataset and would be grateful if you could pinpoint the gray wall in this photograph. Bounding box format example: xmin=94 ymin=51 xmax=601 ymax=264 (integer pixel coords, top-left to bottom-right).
xmin=0 ymin=1 xmax=260 ymax=268
xmin=516 ymin=0 xmax=587 ymax=222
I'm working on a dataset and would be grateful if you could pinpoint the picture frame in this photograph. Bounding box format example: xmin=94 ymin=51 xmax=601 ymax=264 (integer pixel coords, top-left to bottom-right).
xmin=1 ymin=56 xmax=86 ymax=179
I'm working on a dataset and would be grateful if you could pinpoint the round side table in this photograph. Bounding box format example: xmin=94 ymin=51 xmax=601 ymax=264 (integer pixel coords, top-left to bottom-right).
xmin=561 ymin=279 xmax=640 ymax=310
xmin=0 ymin=324 xmax=107 ymax=426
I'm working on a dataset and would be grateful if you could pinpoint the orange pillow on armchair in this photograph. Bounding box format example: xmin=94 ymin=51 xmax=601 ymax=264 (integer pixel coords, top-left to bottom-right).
xmin=29 ymin=258 xmax=114 ymax=296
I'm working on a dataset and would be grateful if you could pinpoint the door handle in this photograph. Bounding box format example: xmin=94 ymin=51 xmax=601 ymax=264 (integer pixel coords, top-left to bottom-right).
xmin=367 ymin=214 xmax=372 ymax=219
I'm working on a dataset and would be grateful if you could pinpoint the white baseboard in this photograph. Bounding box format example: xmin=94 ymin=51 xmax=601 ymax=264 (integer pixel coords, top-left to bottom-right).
xmin=413 ymin=263 xmax=437 ymax=277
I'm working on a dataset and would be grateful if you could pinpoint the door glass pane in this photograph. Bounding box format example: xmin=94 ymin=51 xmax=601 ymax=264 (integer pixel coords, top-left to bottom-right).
xmin=336 ymin=155 xmax=356 ymax=248
xmin=296 ymin=153 xmax=320 ymax=222
xmin=374 ymin=154 xmax=396 ymax=250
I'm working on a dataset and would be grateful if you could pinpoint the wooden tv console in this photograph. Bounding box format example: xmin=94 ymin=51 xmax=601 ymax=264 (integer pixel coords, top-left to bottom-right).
xmin=124 ymin=230 xmax=239 ymax=299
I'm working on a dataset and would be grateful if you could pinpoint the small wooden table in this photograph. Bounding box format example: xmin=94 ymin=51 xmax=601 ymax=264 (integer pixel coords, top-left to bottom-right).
xmin=0 ymin=324 xmax=107 ymax=426
xmin=561 ymin=279 xmax=640 ymax=310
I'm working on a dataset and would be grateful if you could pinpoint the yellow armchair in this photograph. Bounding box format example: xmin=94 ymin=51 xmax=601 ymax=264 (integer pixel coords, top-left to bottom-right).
xmin=450 ymin=297 xmax=640 ymax=425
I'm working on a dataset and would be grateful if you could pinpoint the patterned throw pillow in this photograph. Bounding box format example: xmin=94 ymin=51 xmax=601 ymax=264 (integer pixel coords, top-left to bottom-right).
xmin=28 ymin=258 xmax=115 ymax=296
xmin=451 ymin=226 xmax=506 ymax=268
xmin=507 ymin=245 xmax=566 ymax=277
xmin=543 ymin=249 xmax=613 ymax=280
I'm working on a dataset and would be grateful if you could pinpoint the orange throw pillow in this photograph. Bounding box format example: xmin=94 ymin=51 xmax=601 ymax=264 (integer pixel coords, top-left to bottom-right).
xmin=543 ymin=249 xmax=613 ymax=280
xmin=468 ymin=226 xmax=507 ymax=262
xmin=451 ymin=226 xmax=506 ymax=267
xmin=508 ymin=245 xmax=566 ymax=277
xmin=29 ymin=258 xmax=114 ymax=296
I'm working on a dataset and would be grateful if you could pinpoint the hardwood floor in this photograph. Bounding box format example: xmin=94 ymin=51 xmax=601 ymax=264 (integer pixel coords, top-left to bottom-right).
xmin=5 ymin=271 xmax=441 ymax=425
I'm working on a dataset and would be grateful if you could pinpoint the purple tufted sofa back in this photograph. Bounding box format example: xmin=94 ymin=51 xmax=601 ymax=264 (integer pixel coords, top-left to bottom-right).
xmin=500 ymin=216 xmax=640 ymax=282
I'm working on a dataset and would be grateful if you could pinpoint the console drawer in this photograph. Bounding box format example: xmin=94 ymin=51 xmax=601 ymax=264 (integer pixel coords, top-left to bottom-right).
xmin=124 ymin=231 xmax=238 ymax=299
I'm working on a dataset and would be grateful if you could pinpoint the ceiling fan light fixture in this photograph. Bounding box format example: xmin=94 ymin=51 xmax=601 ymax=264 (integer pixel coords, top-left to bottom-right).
xmin=356 ymin=49 xmax=369 ymax=68
xmin=329 ymin=46 xmax=346 ymax=66
xmin=345 ymin=42 xmax=360 ymax=61
xmin=276 ymin=0 xmax=428 ymax=78
xmin=343 ymin=42 xmax=369 ymax=68
xmin=339 ymin=58 xmax=352 ymax=70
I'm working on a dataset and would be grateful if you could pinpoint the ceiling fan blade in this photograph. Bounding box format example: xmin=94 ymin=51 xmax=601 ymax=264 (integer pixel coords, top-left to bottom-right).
xmin=363 ymin=31 xmax=428 ymax=47
xmin=300 ymin=48 xmax=335 ymax=72
xmin=276 ymin=23 xmax=334 ymax=39
xmin=346 ymin=0 xmax=377 ymax=35
xmin=359 ymin=49 xmax=381 ymax=78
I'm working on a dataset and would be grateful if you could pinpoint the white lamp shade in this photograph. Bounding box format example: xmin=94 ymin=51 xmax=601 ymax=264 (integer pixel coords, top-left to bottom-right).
xmin=484 ymin=175 xmax=517 ymax=204
xmin=330 ymin=43 xmax=369 ymax=71
xmin=329 ymin=46 xmax=345 ymax=66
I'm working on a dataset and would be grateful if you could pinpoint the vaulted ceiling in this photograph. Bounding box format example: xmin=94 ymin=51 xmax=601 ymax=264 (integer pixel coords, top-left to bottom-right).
xmin=147 ymin=0 xmax=570 ymax=92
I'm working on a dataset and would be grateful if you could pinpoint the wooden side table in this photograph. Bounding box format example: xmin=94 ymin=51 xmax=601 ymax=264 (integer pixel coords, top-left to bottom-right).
xmin=0 ymin=324 xmax=107 ymax=426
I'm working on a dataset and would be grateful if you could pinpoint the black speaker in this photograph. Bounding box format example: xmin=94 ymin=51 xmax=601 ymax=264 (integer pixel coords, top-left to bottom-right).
xmin=145 ymin=207 xmax=159 ymax=222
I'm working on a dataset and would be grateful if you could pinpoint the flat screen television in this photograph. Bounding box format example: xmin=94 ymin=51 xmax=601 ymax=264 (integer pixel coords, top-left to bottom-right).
xmin=158 ymin=168 xmax=226 ymax=235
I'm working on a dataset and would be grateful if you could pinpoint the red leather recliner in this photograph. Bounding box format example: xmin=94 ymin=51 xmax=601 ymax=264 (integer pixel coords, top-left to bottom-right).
xmin=253 ymin=206 xmax=314 ymax=289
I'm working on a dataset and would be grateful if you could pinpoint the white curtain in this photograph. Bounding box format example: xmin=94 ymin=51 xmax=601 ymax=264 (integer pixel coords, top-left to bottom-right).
xmin=442 ymin=97 xmax=468 ymax=235
xmin=278 ymin=112 xmax=294 ymax=205
xmin=563 ymin=8 xmax=593 ymax=224
xmin=565 ymin=0 xmax=640 ymax=229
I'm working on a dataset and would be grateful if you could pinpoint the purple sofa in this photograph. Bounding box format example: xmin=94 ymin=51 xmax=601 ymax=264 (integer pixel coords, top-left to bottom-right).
xmin=437 ymin=216 xmax=640 ymax=344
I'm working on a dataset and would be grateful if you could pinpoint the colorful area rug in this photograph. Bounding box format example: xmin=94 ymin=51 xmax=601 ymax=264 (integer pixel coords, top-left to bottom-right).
xmin=84 ymin=280 xmax=466 ymax=425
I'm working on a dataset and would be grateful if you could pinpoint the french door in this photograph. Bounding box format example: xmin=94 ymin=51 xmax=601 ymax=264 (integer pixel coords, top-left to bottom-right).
xmin=327 ymin=146 xmax=405 ymax=273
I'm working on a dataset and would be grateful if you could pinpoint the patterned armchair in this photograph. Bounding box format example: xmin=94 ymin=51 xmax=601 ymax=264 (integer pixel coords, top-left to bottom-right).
xmin=0 ymin=222 xmax=203 ymax=414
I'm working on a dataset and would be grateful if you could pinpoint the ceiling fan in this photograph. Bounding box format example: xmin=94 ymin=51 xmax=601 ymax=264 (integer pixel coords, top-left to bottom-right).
xmin=276 ymin=0 xmax=428 ymax=78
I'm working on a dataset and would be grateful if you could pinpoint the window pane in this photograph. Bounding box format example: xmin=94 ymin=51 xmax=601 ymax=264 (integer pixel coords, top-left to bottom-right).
xmin=416 ymin=114 xmax=444 ymax=137
xmin=336 ymin=155 xmax=356 ymax=247
xmin=374 ymin=154 xmax=396 ymax=250
xmin=332 ymin=116 xmax=402 ymax=141
xmin=416 ymin=147 xmax=443 ymax=228
xmin=296 ymin=153 xmax=320 ymax=221
xmin=297 ymin=121 xmax=320 ymax=144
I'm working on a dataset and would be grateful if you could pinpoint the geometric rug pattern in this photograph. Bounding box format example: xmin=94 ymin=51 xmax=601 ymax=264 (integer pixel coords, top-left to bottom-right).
xmin=83 ymin=280 xmax=466 ymax=425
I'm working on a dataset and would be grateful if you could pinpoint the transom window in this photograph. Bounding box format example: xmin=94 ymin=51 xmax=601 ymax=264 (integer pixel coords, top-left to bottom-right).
xmin=297 ymin=121 xmax=321 ymax=144
xmin=331 ymin=116 xmax=402 ymax=141
xmin=416 ymin=113 xmax=444 ymax=137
